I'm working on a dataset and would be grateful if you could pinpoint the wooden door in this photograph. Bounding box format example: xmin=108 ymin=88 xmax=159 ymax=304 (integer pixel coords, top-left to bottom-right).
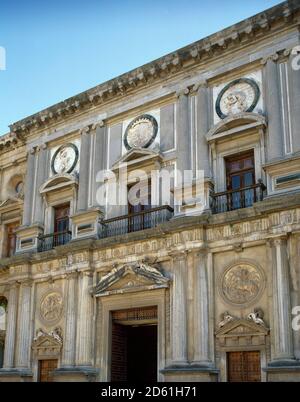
xmin=38 ymin=359 xmax=58 ymax=382
xmin=227 ymin=351 xmax=261 ymax=382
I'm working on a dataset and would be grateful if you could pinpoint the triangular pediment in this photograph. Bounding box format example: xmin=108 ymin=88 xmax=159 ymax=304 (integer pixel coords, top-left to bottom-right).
xmin=216 ymin=318 xmax=269 ymax=337
xmin=111 ymin=148 xmax=163 ymax=171
xmin=94 ymin=262 xmax=169 ymax=296
xmin=32 ymin=334 xmax=62 ymax=349
xmin=0 ymin=197 xmax=22 ymax=209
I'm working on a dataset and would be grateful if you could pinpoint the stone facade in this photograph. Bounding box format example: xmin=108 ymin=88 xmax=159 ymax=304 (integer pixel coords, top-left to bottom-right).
xmin=0 ymin=1 xmax=300 ymax=382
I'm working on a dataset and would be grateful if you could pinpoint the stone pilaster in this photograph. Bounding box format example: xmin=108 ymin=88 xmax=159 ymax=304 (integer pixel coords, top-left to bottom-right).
xmin=33 ymin=145 xmax=48 ymax=225
xmin=192 ymin=249 xmax=212 ymax=366
xmin=61 ymin=272 xmax=78 ymax=367
xmin=268 ymin=237 xmax=294 ymax=362
xmin=93 ymin=121 xmax=107 ymax=207
xmin=75 ymin=271 xmax=93 ymax=366
xmin=15 ymin=280 xmax=32 ymax=368
xmin=264 ymin=55 xmax=284 ymax=160
xmin=169 ymin=251 xmax=188 ymax=366
xmin=3 ymin=283 xmax=19 ymax=368
xmin=288 ymin=50 xmax=300 ymax=153
xmin=22 ymin=149 xmax=36 ymax=226
xmin=194 ymin=82 xmax=210 ymax=177
xmin=176 ymin=89 xmax=191 ymax=173
xmin=77 ymin=126 xmax=92 ymax=211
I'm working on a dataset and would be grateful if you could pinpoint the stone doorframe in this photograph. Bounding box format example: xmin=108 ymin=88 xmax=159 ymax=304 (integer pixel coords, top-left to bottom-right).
xmin=96 ymin=288 xmax=167 ymax=382
xmin=215 ymin=318 xmax=270 ymax=382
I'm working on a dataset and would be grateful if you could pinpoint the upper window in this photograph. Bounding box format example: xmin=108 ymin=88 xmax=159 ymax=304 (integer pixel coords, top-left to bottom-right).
xmin=5 ymin=222 xmax=19 ymax=257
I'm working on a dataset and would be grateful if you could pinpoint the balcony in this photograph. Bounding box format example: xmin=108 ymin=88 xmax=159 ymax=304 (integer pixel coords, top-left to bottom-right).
xmin=99 ymin=205 xmax=174 ymax=239
xmin=211 ymin=181 xmax=266 ymax=214
xmin=37 ymin=230 xmax=72 ymax=252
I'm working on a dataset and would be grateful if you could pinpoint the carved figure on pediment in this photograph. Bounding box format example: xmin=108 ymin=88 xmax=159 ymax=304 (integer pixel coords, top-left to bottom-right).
xmin=219 ymin=311 xmax=236 ymax=328
xmin=247 ymin=308 xmax=265 ymax=326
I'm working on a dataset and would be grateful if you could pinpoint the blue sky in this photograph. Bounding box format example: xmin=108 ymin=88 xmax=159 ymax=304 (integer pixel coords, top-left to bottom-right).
xmin=0 ymin=0 xmax=282 ymax=135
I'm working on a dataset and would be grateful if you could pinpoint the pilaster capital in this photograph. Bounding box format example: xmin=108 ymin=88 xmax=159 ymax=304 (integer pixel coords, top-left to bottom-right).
xmin=19 ymin=278 xmax=33 ymax=287
xmin=190 ymin=80 xmax=208 ymax=94
xmin=66 ymin=270 xmax=79 ymax=280
xmin=28 ymin=147 xmax=36 ymax=155
xmin=78 ymin=269 xmax=93 ymax=279
xmin=79 ymin=125 xmax=91 ymax=135
xmin=92 ymin=120 xmax=105 ymax=130
xmin=175 ymin=88 xmax=190 ymax=98
xmin=168 ymin=249 xmax=188 ymax=260
xmin=261 ymin=53 xmax=279 ymax=65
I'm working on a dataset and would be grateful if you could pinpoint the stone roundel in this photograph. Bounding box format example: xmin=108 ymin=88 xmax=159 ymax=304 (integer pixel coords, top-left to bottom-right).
xmin=219 ymin=262 xmax=265 ymax=307
xmin=40 ymin=291 xmax=63 ymax=324
xmin=124 ymin=114 xmax=158 ymax=150
xmin=51 ymin=143 xmax=79 ymax=175
xmin=216 ymin=78 xmax=260 ymax=119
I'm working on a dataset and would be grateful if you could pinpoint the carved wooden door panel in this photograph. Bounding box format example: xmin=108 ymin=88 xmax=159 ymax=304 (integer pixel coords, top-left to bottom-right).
xmin=227 ymin=351 xmax=261 ymax=382
xmin=38 ymin=359 xmax=58 ymax=382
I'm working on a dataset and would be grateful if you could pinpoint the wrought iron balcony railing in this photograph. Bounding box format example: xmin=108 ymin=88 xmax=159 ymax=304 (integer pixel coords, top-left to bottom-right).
xmin=38 ymin=230 xmax=72 ymax=252
xmin=211 ymin=181 xmax=266 ymax=214
xmin=99 ymin=205 xmax=174 ymax=239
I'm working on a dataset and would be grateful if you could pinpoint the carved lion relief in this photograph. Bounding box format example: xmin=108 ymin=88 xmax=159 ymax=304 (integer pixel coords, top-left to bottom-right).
xmin=39 ymin=291 xmax=63 ymax=324
xmin=219 ymin=262 xmax=265 ymax=307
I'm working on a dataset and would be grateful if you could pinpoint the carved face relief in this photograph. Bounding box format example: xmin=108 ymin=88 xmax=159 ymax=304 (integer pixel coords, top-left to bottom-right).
xmin=216 ymin=78 xmax=260 ymax=119
xmin=40 ymin=292 xmax=63 ymax=324
xmin=124 ymin=114 xmax=158 ymax=150
xmin=51 ymin=143 xmax=79 ymax=175
xmin=220 ymin=263 xmax=264 ymax=306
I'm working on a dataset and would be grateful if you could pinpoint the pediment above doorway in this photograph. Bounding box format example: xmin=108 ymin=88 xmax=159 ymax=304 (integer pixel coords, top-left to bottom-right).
xmin=93 ymin=262 xmax=170 ymax=297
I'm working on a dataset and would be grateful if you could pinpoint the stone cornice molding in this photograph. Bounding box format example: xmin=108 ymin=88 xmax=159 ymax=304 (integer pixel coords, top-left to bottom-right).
xmin=8 ymin=2 xmax=299 ymax=137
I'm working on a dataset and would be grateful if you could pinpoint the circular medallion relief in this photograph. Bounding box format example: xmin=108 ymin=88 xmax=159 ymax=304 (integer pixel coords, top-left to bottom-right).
xmin=40 ymin=292 xmax=63 ymax=324
xmin=124 ymin=114 xmax=158 ymax=150
xmin=51 ymin=143 xmax=79 ymax=175
xmin=216 ymin=78 xmax=260 ymax=119
xmin=219 ymin=263 xmax=265 ymax=307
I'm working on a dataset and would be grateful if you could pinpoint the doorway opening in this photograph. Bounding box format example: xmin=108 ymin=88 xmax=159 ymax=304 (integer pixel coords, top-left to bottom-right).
xmin=111 ymin=306 xmax=158 ymax=382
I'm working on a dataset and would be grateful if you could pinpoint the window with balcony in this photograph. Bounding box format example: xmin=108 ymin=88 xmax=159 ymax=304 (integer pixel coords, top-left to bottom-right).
xmin=38 ymin=204 xmax=71 ymax=252
xmin=212 ymin=150 xmax=265 ymax=213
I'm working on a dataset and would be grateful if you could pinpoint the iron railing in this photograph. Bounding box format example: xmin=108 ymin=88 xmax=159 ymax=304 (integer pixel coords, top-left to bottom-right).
xmin=211 ymin=181 xmax=266 ymax=214
xmin=38 ymin=230 xmax=72 ymax=252
xmin=99 ymin=205 xmax=174 ymax=239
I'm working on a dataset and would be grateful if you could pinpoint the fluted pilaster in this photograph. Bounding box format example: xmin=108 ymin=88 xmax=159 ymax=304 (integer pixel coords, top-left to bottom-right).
xmin=75 ymin=271 xmax=93 ymax=366
xmin=3 ymin=283 xmax=19 ymax=368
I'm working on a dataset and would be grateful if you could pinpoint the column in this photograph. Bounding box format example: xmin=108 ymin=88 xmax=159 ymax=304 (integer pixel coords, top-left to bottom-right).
xmin=3 ymin=283 xmax=19 ymax=368
xmin=269 ymin=238 xmax=294 ymax=361
xmin=264 ymin=56 xmax=284 ymax=160
xmin=33 ymin=145 xmax=48 ymax=225
xmin=176 ymin=89 xmax=191 ymax=173
xmin=195 ymin=82 xmax=210 ymax=177
xmin=22 ymin=149 xmax=36 ymax=226
xmin=61 ymin=272 xmax=78 ymax=366
xmin=15 ymin=280 xmax=32 ymax=368
xmin=76 ymin=271 xmax=93 ymax=366
xmin=192 ymin=249 xmax=212 ymax=366
xmin=288 ymin=51 xmax=300 ymax=153
xmin=93 ymin=121 xmax=107 ymax=207
xmin=170 ymin=251 xmax=188 ymax=366
xmin=77 ymin=126 xmax=92 ymax=211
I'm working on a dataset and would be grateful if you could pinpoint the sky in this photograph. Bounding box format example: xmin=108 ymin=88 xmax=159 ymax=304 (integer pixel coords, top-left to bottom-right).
xmin=0 ymin=0 xmax=283 ymax=135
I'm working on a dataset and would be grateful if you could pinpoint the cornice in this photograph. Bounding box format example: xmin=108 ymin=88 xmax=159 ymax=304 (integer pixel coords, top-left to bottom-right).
xmin=6 ymin=1 xmax=300 ymax=138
